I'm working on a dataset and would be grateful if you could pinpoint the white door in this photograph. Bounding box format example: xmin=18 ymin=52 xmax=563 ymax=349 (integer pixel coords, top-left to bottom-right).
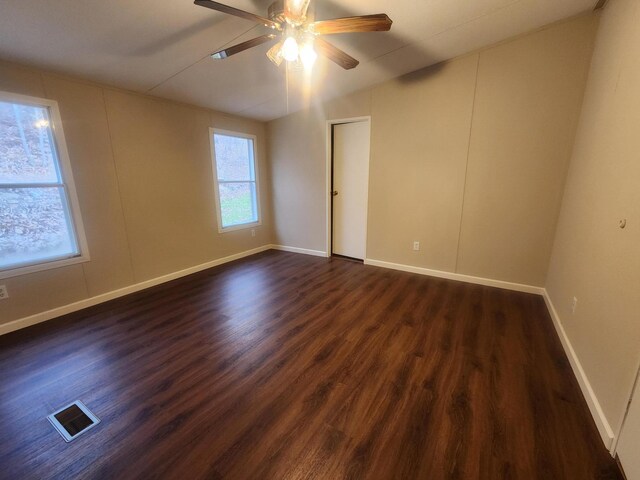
xmin=618 ymin=376 xmax=640 ymax=479
xmin=332 ymin=120 xmax=370 ymax=260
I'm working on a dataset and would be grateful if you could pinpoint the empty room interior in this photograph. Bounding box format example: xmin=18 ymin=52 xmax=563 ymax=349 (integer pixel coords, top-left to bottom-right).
xmin=1 ymin=0 xmax=639 ymax=478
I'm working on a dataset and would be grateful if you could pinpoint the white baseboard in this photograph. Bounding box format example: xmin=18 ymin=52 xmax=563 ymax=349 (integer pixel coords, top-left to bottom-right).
xmin=270 ymin=244 xmax=328 ymax=257
xmin=542 ymin=289 xmax=615 ymax=451
xmin=364 ymin=258 xmax=544 ymax=295
xmin=0 ymin=245 xmax=272 ymax=336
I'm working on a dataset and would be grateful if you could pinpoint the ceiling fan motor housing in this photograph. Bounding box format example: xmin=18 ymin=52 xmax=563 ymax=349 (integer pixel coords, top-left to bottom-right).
xmin=268 ymin=1 xmax=286 ymax=23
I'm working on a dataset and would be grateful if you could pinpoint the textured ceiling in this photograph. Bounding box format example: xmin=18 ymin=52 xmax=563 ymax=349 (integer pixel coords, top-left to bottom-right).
xmin=0 ymin=0 xmax=596 ymax=121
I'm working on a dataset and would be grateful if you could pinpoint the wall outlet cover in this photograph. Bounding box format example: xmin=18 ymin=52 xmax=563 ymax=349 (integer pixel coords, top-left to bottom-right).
xmin=0 ymin=285 xmax=8 ymax=299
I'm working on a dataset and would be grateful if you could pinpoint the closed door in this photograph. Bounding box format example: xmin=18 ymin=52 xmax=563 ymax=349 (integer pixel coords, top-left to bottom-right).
xmin=332 ymin=120 xmax=370 ymax=260
xmin=618 ymin=376 xmax=640 ymax=479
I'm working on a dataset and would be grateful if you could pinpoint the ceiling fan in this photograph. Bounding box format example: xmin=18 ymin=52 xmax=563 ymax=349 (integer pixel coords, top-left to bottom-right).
xmin=194 ymin=0 xmax=392 ymax=70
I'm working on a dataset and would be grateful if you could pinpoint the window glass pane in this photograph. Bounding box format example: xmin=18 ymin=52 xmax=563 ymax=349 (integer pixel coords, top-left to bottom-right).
xmin=219 ymin=182 xmax=258 ymax=228
xmin=214 ymin=134 xmax=254 ymax=181
xmin=0 ymin=187 xmax=78 ymax=269
xmin=0 ymin=101 xmax=60 ymax=184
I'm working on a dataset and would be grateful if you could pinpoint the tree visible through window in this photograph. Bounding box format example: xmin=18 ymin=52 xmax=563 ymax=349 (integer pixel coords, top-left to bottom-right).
xmin=0 ymin=95 xmax=84 ymax=274
xmin=211 ymin=131 xmax=260 ymax=230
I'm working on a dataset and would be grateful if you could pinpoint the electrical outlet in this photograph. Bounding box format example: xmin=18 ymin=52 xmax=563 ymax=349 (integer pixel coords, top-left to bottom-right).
xmin=0 ymin=285 xmax=8 ymax=300
xmin=251 ymin=229 xmax=256 ymax=237
xmin=571 ymin=297 xmax=578 ymax=314
xmin=413 ymin=241 xmax=420 ymax=251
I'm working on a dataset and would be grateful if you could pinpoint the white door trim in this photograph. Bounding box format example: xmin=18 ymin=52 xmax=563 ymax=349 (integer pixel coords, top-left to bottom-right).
xmin=325 ymin=116 xmax=372 ymax=259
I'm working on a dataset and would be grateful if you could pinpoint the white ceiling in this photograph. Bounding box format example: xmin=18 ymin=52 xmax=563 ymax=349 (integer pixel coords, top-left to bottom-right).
xmin=0 ymin=0 xmax=596 ymax=121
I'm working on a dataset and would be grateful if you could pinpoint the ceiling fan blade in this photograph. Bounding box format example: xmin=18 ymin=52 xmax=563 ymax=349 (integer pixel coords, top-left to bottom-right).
xmin=194 ymin=0 xmax=281 ymax=30
xmin=311 ymin=14 xmax=392 ymax=35
xmin=314 ymin=37 xmax=359 ymax=70
xmin=211 ymin=34 xmax=277 ymax=59
xmin=284 ymin=0 xmax=311 ymax=24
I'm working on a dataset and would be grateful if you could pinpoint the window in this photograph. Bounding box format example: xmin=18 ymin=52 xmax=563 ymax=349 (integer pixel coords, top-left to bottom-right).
xmin=0 ymin=92 xmax=88 ymax=278
xmin=210 ymin=129 xmax=261 ymax=232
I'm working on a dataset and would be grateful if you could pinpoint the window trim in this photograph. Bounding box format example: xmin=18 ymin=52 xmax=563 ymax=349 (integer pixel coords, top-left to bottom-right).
xmin=209 ymin=127 xmax=262 ymax=233
xmin=0 ymin=91 xmax=90 ymax=280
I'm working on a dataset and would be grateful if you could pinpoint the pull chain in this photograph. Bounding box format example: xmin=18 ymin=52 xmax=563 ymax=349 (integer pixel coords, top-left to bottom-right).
xmin=286 ymin=61 xmax=290 ymax=114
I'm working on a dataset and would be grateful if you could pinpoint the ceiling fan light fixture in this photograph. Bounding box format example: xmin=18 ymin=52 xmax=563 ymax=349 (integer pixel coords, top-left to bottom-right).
xmin=281 ymin=36 xmax=299 ymax=62
xmin=267 ymin=40 xmax=284 ymax=66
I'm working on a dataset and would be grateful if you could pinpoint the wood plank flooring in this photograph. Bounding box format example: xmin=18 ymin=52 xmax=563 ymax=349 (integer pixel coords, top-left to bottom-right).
xmin=0 ymin=251 xmax=621 ymax=479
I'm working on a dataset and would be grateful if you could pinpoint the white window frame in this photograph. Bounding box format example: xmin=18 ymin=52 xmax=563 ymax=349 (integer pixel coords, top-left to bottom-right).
xmin=0 ymin=91 xmax=89 ymax=280
xmin=209 ymin=128 xmax=262 ymax=233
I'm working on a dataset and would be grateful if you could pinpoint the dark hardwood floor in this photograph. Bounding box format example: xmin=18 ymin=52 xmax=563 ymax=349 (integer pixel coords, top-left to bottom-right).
xmin=0 ymin=251 xmax=621 ymax=479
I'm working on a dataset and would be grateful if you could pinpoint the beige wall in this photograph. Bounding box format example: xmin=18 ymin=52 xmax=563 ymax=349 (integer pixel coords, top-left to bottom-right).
xmin=546 ymin=0 xmax=640 ymax=440
xmin=456 ymin=17 xmax=596 ymax=285
xmin=368 ymin=56 xmax=477 ymax=273
xmin=268 ymin=14 xmax=598 ymax=287
xmin=0 ymin=61 xmax=273 ymax=326
xmin=268 ymin=89 xmax=372 ymax=252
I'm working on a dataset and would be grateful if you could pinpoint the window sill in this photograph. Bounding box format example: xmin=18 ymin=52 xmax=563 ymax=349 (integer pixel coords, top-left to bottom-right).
xmin=218 ymin=220 xmax=261 ymax=234
xmin=0 ymin=253 xmax=91 ymax=280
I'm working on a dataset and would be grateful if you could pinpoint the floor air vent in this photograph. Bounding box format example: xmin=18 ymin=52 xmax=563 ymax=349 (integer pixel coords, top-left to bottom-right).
xmin=47 ymin=400 xmax=100 ymax=442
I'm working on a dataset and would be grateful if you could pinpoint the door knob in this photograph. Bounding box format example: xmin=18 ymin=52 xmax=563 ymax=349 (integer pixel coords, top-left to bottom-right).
xmin=331 ymin=190 xmax=339 ymax=196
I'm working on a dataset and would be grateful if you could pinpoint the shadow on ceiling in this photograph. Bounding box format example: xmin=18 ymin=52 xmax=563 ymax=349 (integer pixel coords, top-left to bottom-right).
xmin=131 ymin=15 xmax=232 ymax=56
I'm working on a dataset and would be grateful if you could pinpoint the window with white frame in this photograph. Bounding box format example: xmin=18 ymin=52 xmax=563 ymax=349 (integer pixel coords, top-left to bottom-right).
xmin=210 ymin=129 xmax=260 ymax=231
xmin=0 ymin=92 xmax=88 ymax=277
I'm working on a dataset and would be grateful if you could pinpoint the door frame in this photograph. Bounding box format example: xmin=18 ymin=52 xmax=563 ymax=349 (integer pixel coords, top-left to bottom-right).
xmin=325 ymin=116 xmax=372 ymax=259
